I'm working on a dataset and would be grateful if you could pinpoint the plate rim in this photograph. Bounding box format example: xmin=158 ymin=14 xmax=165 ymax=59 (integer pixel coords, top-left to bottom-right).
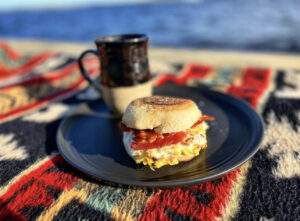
xmin=56 ymin=86 xmax=264 ymax=187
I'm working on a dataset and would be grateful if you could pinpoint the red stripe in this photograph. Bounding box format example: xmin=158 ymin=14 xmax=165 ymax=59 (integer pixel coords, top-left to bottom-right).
xmin=0 ymin=67 xmax=97 ymax=121
xmin=0 ymin=155 xmax=79 ymax=220
xmin=0 ymin=42 xmax=21 ymax=60
xmin=0 ymin=57 xmax=98 ymax=90
xmin=0 ymin=53 xmax=55 ymax=79
xmin=139 ymin=170 xmax=239 ymax=221
xmin=156 ymin=63 xmax=212 ymax=86
xmin=227 ymin=67 xmax=272 ymax=108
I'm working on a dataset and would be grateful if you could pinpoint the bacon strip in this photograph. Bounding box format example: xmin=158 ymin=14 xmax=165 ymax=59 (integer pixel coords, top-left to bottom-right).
xmin=119 ymin=115 xmax=214 ymax=150
xmin=131 ymin=132 xmax=186 ymax=150
xmin=191 ymin=115 xmax=215 ymax=128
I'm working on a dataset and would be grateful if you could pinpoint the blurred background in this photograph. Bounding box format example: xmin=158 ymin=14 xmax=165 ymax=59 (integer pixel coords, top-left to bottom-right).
xmin=0 ymin=0 xmax=300 ymax=52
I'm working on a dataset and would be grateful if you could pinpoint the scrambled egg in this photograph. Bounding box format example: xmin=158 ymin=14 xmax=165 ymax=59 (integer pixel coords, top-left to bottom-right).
xmin=123 ymin=122 xmax=208 ymax=170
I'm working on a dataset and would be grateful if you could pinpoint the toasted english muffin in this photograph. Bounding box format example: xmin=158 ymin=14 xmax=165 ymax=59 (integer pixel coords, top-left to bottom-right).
xmin=122 ymin=96 xmax=202 ymax=133
xmin=120 ymin=96 xmax=214 ymax=170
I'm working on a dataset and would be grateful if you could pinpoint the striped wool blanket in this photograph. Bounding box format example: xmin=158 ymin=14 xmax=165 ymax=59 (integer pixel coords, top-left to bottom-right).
xmin=0 ymin=42 xmax=299 ymax=220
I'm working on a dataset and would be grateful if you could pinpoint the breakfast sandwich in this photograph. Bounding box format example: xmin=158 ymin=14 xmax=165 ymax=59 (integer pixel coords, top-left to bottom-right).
xmin=119 ymin=96 xmax=214 ymax=170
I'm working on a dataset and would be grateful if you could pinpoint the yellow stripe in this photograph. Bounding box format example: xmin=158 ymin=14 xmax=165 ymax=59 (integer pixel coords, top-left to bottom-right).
xmin=0 ymin=81 xmax=87 ymax=124
xmin=37 ymin=180 xmax=98 ymax=221
xmin=111 ymin=188 xmax=157 ymax=221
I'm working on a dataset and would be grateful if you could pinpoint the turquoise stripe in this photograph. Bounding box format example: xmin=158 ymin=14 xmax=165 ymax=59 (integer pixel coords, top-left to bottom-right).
xmin=85 ymin=186 xmax=128 ymax=214
xmin=201 ymin=67 xmax=235 ymax=86
xmin=217 ymin=67 xmax=234 ymax=84
xmin=0 ymin=49 xmax=28 ymax=67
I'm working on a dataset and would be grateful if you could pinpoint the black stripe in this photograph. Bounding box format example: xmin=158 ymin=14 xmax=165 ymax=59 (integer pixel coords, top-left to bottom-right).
xmin=165 ymin=208 xmax=198 ymax=221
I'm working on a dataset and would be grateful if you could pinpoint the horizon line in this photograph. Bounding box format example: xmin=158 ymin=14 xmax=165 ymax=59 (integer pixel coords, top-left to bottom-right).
xmin=0 ymin=0 xmax=200 ymax=12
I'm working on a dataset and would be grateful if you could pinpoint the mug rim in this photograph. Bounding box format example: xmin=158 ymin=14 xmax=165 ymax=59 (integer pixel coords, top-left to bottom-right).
xmin=95 ymin=34 xmax=148 ymax=44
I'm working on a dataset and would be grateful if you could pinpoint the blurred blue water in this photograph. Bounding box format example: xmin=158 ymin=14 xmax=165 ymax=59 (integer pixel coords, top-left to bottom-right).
xmin=1 ymin=1 xmax=300 ymax=52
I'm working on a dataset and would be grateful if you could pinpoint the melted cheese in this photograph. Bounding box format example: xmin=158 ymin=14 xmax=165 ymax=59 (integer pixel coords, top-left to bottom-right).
xmin=123 ymin=122 xmax=208 ymax=170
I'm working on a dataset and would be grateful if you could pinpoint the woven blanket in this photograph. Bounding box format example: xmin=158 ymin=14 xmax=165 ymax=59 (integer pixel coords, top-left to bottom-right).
xmin=0 ymin=42 xmax=299 ymax=221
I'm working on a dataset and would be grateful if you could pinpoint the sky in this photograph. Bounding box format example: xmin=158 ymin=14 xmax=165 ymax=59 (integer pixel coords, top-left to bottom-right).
xmin=0 ymin=0 xmax=198 ymax=11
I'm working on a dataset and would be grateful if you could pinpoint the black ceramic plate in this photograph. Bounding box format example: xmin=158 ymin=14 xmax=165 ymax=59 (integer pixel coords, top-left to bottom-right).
xmin=56 ymin=85 xmax=263 ymax=187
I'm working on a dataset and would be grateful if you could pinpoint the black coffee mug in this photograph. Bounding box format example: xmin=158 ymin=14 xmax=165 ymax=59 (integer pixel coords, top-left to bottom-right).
xmin=78 ymin=34 xmax=153 ymax=114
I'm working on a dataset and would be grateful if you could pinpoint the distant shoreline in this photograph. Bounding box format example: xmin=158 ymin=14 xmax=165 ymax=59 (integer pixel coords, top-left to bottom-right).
xmin=1 ymin=1 xmax=299 ymax=53
xmin=0 ymin=0 xmax=196 ymax=12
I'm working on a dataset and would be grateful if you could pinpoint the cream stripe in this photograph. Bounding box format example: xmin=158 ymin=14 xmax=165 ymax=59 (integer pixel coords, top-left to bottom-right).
xmin=216 ymin=161 xmax=251 ymax=221
xmin=0 ymin=134 xmax=28 ymax=161
xmin=0 ymin=152 xmax=59 ymax=196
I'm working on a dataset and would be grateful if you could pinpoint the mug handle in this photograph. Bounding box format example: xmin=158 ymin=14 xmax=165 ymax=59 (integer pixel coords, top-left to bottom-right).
xmin=78 ymin=49 xmax=102 ymax=91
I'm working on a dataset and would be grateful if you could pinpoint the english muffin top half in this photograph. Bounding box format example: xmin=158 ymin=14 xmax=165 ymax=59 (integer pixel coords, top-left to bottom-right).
xmin=122 ymin=96 xmax=202 ymax=133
